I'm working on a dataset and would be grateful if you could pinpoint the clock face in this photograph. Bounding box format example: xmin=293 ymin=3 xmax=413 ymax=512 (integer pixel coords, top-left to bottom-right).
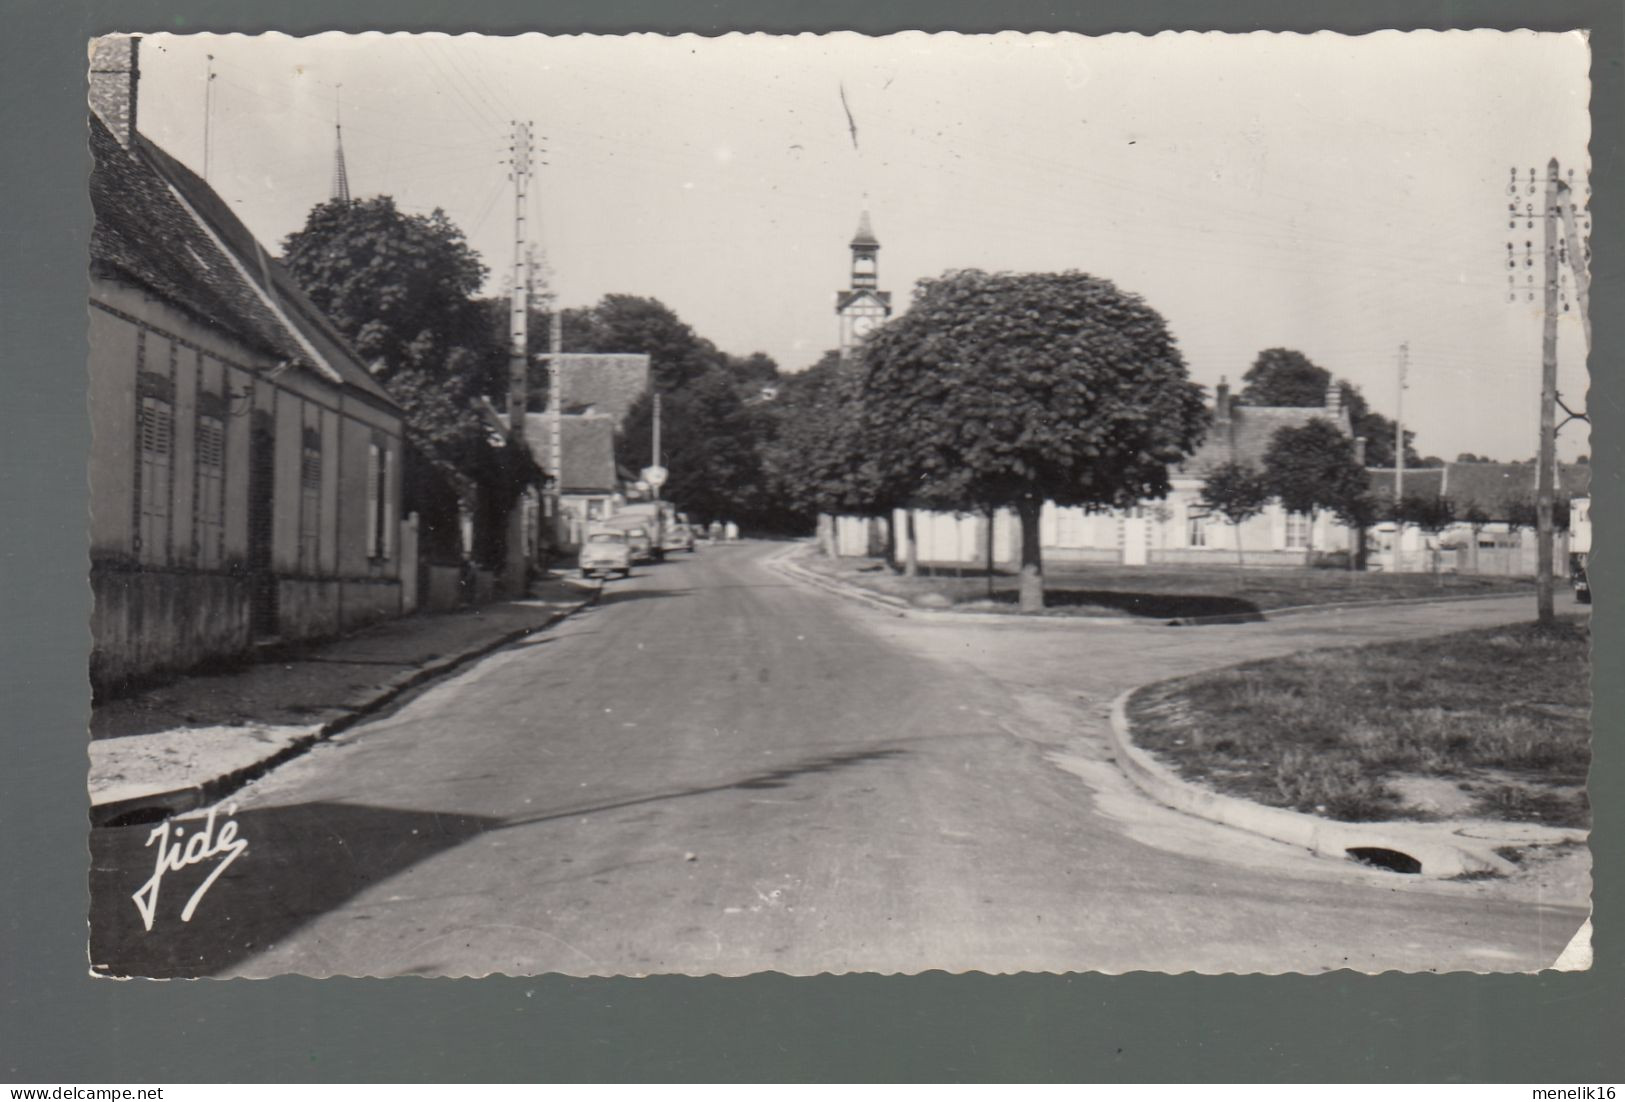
xmin=853 ymin=316 xmax=876 ymax=335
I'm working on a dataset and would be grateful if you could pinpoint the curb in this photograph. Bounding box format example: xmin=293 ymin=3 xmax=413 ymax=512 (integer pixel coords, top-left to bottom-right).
xmin=1103 ymin=690 xmax=1563 ymax=879
xmin=770 ymin=547 xmax=1139 ymax=626
xmin=768 ymin=548 xmax=911 ymax=616
xmin=89 ymin=588 xmax=602 ymax=829
xmin=1170 ymin=588 xmax=1543 ymax=627
xmin=780 ymin=547 xmax=1542 ymax=630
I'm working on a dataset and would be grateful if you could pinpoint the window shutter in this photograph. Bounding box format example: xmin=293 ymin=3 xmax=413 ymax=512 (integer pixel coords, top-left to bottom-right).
xmin=380 ymin=447 xmax=394 ymax=559
xmin=366 ymin=442 xmax=380 ymax=558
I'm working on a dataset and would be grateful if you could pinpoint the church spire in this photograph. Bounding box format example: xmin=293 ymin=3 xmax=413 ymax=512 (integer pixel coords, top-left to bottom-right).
xmin=330 ymin=88 xmax=351 ymax=203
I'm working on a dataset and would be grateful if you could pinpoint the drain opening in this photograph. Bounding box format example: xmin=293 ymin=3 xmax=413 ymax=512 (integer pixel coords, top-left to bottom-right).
xmin=1346 ymin=847 xmax=1422 ymax=875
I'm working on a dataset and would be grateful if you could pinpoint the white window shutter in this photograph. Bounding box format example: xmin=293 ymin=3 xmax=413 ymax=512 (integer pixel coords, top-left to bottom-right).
xmin=381 ymin=448 xmax=394 ymax=559
xmin=365 ymin=442 xmax=380 ymax=558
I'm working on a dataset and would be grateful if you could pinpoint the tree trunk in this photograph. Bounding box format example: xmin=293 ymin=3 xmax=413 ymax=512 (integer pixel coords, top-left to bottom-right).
xmin=984 ymin=506 xmax=996 ymax=598
xmin=1304 ymin=509 xmax=1316 ymax=566
xmin=882 ymin=513 xmax=898 ymax=573
xmin=1016 ymin=497 xmax=1045 ymax=612
xmin=1235 ymin=520 xmax=1246 ymax=571
xmin=904 ymin=508 xmax=919 ymax=577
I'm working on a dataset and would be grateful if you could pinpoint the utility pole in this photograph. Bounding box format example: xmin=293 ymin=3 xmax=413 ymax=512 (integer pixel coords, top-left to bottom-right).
xmin=203 ymin=54 xmax=216 ymax=181
xmin=1393 ymin=342 xmax=1408 ymax=503
xmin=506 ymin=120 xmax=533 ymax=446
xmin=1535 ymin=157 xmax=1560 ymax=625
xmin=1557 ymin=174 xmax=1592 ymax=354
xmin=1505 ymin=159 xmax=1588 ymax=625
xmin=651 ymin=393 xmax=663 ymax=502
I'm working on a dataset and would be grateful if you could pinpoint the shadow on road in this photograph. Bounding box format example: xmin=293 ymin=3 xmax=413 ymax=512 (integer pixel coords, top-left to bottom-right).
xmin=89 ymin=747 xmax=906 ymax=977
xmin=596 ymin=586 xmax=695 ymax=606
xmin=1029 ymin=588 xmax=1265 ymax=621
xmin=89 ymin=801 xmax=501 ymax=978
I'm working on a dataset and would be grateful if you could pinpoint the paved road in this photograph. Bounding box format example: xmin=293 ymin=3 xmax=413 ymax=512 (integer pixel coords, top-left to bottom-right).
xmin=89 ymin=543 xmax=1588 ymax=977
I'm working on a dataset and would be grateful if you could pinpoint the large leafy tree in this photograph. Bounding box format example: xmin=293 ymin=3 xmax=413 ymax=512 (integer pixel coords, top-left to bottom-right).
xmin=283 ymin=197 xmax=497 ymax=391
xmin=849 ymin=269 xmax=1208 ymax=611
xmin=557 ymin=294 xmax=720 ymax=392
xmin=1261 ymin=419 xmax=1369 ymax=558
xmin=618 ymin=365 xmax=771 ymax=527
xmin=1240 ymin=348 xmax=1331 ymax=407
xmin=1239 ymin=347 xmax=1418 ymax=468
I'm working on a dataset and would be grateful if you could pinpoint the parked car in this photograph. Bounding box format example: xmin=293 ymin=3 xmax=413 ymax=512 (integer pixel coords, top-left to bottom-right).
xmin=622 ymin=525 xmax=656 ymax=563
xmin=579 ymin=530 xmax=632 ymax=579
xmin=596 ymin=515 xmax=658 ymax=562
xmin=664 ymin=521 xmax=697 ymax=554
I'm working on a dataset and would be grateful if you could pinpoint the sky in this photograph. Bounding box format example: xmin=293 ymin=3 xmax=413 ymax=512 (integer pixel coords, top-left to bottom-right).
xmin=130 ymin=30 xmax=1592 ymax=463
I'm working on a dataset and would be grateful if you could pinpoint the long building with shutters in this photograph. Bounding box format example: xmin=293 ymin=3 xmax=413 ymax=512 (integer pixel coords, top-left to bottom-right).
xmin=88 ymin=36 xmax=409 ymax=695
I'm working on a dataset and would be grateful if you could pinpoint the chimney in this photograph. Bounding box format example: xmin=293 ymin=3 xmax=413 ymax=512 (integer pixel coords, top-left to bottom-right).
xmin=1324 ymin=380 xmax=1342 ymax=419
xmin=1214 ymin=376 xmax=1231 ymax=424
xmin=1354 ymin=435 xmax=1367 ymax=467
xmin=89 ymin=35 xmax=140 ymax=147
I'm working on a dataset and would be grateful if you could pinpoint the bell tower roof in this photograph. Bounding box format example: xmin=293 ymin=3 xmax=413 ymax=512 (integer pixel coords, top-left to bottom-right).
xmin=850 ymin=210 xmax=879 ymax=249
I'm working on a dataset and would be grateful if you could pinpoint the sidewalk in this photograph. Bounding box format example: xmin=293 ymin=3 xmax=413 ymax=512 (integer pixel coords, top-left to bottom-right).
xmin=89 ymin=574 xmax=599 ymax=826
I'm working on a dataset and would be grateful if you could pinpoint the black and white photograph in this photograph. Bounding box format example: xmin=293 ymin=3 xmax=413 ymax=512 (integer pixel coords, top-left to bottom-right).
xmin=84 ymin=28 xmax=1592 ymax=979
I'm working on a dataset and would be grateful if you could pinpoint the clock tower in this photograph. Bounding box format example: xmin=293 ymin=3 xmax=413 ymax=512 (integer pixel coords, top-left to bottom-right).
xmin=836 ymin=210 xmax=893 ymax=360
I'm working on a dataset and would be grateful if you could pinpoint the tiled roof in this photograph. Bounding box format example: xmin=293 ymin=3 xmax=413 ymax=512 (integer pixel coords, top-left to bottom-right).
xmin=89 ymin=114 xmax=396 ymax=409
xmin=552 ymin=354 xmax=650 ymax=422
xmin=1366 ymin=467 xmax=1445 ymax=501
xmin=522 ymin=413 xmax=620 ymax=493
xmin=1368 ymin=462 xmax=1592 ymax=517
xmin=1175 ymin=402 xmax=1351 ymax=478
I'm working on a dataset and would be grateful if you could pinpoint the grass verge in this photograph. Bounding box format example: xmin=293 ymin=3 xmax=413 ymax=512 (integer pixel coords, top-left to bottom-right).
xmin=805 ymin=555 xmax=1535 ymax=619
xmin=1125 ymin=617 xmax=1590 ymax=826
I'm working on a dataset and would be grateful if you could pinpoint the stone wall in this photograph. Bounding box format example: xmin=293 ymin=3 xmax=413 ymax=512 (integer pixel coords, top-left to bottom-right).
xmin=90 ymin=564 xmax=251 ymax=695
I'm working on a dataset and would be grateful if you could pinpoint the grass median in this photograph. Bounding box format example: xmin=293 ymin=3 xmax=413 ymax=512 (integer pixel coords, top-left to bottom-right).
xmin=806 ymin=555 xmax=1536 ymax=619
xmin=1125 ymin=617 xmax=1590 ymax=826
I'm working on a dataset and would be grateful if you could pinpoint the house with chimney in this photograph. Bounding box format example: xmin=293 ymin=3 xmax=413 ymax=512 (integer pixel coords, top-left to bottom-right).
xmin=893 ymin=380 xmax=1359 ymax=569
xmin=88 ymin=36 xmax=411 ymax=694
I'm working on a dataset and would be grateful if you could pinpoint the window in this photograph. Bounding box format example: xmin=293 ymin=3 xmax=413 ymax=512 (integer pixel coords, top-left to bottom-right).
xmin=137 ymin=394 xmax=173 ymax=563
xmin=194 ymin=411 xmax=226 ymax=568
xmin=299 ymin=427 xmax=321 ymax=570
xmin=1285 ymin=511 xmax=1311 ymax=550
xmin=1187 ymin=510 xmax=1209 ymax=548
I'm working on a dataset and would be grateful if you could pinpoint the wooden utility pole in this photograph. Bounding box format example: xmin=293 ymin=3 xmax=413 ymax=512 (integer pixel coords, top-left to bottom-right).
xmin=1393 ymin=341 xmax=1408 ymax=503
xmin=203 ymin=55 xmax=216 ymax=181
xmin=506 ymin=120 xmax=533 ymax=445
xmin=1557 ymin=178 xmax=1592 ymax=354
xmin=1536 ymin=157 xmax=1560 ymax=625
xmin=651 ymin=392 xmax=663 ymax=502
